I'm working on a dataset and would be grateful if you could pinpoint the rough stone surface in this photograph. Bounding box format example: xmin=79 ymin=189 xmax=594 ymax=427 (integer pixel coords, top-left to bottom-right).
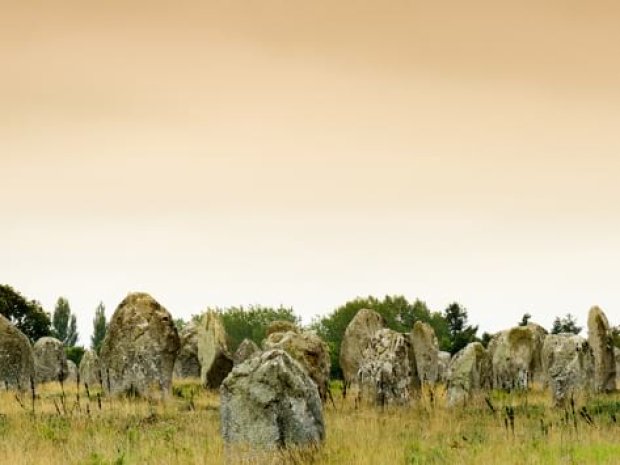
xmin=79 ymin=350 xmax=102 ymax=388
xmin=587 ymin=306 xmax=616 ymax=393
xmin=446 ymin=342 xmax=491 ymax=407
xmin=542 ymin=333 xmax=594 ymax=406
xmin=340 ymin=309 xmax=386 ymax=387
xmin=437 ymin=351 xmax=451 ymax=383
xmin=265 ymin=320 xmax=299 ymax=337
xmin=220 ymin=349 xmax=325 ymax=450
xmin=615 ymin=347 xmax=620 ymax=389
xmin=100 ymin=292 xmax=180 ymax=396
xmin=411 ymin=321 xmax=439 ymax=385
xmin=233 ymin=339 xmax=260 ymax=365
xmin=0 ymin=314 xmax=35 ymax=390
xmin=264 ymin=330 xmax=331 ymax=401
xmin=65 ymin=360 xmax=78 ymax=383
xmin=34 ymin=337 xmax=68 ymax=384
xmin=174 ymin=324 xmax=201 ymax=379
xmin=197 ymin=311 xmax=234 ymax=389
xmin=357 ymin=328 xmax=412 ymax=405
xmin=488 ymin=323 xmax=547 ymax=390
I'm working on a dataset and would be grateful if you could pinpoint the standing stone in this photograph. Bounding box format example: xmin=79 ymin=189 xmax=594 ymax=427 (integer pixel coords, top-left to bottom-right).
xmin=488 ymin=323 xmax=547 ymax=390
xmin=0 ymin=314 xmax=35 ymax=390
xmin=437 ymin=351 xmax=451 ymax=383
xmin=220 ymin=349 xmax=324 ymax=452
xmin=66 ymin=360 xmax=78 ymax=383
xmin=615 ymin=347 xmax=620 ymax=389
xmin=233 ymin=339 xmax=260 ymax=365
xmin=446 ymin=342 xmax=491 ymax=407
xmin=197 ymin=310 xmax=234 ymax=389
xmin=340 ymin=309 xmax=386 ymax=388
xmin=264 ymin=330 xmax=331 ymax=401
xmin=265 ymin=320 xmax=299 ymax=337
xmin=357 ymin=328 xmax=412 ymax=405
xmin=34 ymin=337 xmax=68 ymax=384
xmin=174 ymin=323 xmax=201 ymax=379
xmin=542 ymin=333 xmax=594 ymax=406
xmin=100 ymin=292 xmax=180 ymax=397
xmin=587 ymin=306 xmax=616 ymax=393
xmin=79 ymin=350 xmax=102 ymax=388
xmin=411 ymin=321 xmax=439 ymax=385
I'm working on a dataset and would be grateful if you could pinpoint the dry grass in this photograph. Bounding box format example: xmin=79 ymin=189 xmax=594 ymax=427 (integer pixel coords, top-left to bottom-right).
xmin=1 ymin=380 xmax=619 ymax=464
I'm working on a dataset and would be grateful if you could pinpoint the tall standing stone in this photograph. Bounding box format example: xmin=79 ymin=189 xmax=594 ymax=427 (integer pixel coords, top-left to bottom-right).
xmin=446 ymin=342 xmax=491 ymax=407
xmin=542 ymin=333 xmax=594 ymax=406
xmin=587 ymin=306 xmax=616 ymax=393
xmin=411 ymin=321 xmax=439 ymax=385
xmin=197 ymin=310 xmax=234 ymax=389
xmin=263 ymin=330 xmax=331 ymax=401
xmin=614 ymin=347 xmax=620 ymax=389
xmin=0 ymin=314 xmax=35 ymax=390
xmin=340 ymin=309 xmax=386 ymax=388
xmin=174 ymin=323 xmax=201 ymax=379
xmin=437 ymin=351 xmax=451 ymax=383
xmin=100 ymin=292 xmax=180 ymax=396
xmin=357 ymin=328 xmax=412 ymax=405
xmin=220 ymin=349 xmax=325 ymax=453
xmin=34 ymin=337 xmax=68 ymax=384
xmin=488 ymin=323 xmax=547 ymax=390
xmin=79 ymin=350 xmax=102 ymax=388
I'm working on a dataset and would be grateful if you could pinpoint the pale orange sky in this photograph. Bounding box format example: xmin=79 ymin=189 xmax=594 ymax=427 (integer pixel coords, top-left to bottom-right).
xmin=2 ymin=1 xmax=620 ymax=342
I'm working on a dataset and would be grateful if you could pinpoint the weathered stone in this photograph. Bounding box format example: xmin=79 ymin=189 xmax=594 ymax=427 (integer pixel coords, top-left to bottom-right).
xmin=197 ymin=310 xmax=234 ymax=389
xmin=265 ymin=320 xmax=299 ymax=337
xmin=34 ymin=337 xmax=68 ymax=384
xmin=79 ymin=350 xmax=102 ymax=388
xmin=615 ymin=347 xmax=620 ymax=389
xmin=488 ymin=323 xmax=546 ymax=390
xmin=446 ymin=342 xmax=491 ymax=407
xmin=100 ymin=292 xmax=180 ymax=397
xmin=542 ymin=333 xmax=594 ymax=406
xmin=587 ymin=306 xmax=616 ymax=393
xmin=411 ymin=321 xmax=439 ymax=385
xmin=340 ymin=309 xmax=386 ymax=387
xmin=357 ymin=328 xmax=412 ymax=405
xmin=174 ymin=324 xmax=201 ymax=379
xmin=437 ymin=351 xmax=451 ymax=383
xmin=65 ymin=360 xmax=78 ymax=383
xmin=0 ymin=314 xmax=35 ymax=390
xmin=220 ymin=349 xmax=325 ymax=452
xmin=233 ymin=338 xmax=260 ymax=365
xmin=264 ymin=330 xmax=331 ymax=401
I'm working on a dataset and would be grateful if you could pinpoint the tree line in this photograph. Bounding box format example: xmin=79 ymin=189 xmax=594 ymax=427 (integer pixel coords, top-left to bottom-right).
xmin=2 ymin=283 xmax=618 ymax=378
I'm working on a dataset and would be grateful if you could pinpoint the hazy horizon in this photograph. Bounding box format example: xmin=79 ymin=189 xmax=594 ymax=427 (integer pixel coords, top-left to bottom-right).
xmin=3 ymin=1 xmax=620 ymax=344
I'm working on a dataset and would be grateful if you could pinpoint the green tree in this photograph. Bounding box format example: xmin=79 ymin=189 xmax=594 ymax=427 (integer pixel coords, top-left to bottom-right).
xmin=218 ymin=305 xmax=299 ymax=352
xmin=444 ymin=302 xmax=478 ymax=355
xmin=0 ymin=284 xmax=51 ymax=342
xmin=550 ymin=313 xmax=582 ymax=335
xmin=52 ymin=297 xmax=78 ymax=346
xmin=91 ymin=302 xmax=107 ymax=354
xmin=65 ymin=346 xmax=85 ymax=366
xmin=518 ymin=313 xmax=532 ymax=326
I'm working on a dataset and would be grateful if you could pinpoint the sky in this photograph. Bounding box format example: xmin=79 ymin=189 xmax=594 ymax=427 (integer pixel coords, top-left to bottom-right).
xmin=2 ymin=0 xmax=620 ymax=345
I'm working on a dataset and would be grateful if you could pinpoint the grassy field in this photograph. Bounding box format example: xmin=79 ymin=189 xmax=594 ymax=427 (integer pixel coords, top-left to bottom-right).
xmin=1 ymin=380 xmax=619 ymax=465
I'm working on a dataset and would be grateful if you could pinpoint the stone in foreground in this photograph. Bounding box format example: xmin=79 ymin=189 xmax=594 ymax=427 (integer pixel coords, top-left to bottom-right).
xmin=263 ymin=329 xmax=331 ymax=401
xmin=79 ymin=350 xmax=102 ymax=388
xmin=542 ymin=333 xmax=594 ymax=406
xmin=587 ymin=306 xmax=616 ymax=393
xmin=34 ymin=337 xmax=68 ymax=384
xmin=220 ymin=349 xmax=325 ymax=450
xmin=446 ymin=342 xmax=491 ymax=407
xmin=174 ymin=323 xmax=201 ymax=379
xmin=340 ymin=309 xmax=386 ymax=388
xmin=100 ymin=292 xmax=180 ymax=396
xmin=0 ymin=314 xmax=35 ymax=390
xmin=357 ymin=328 xmax=412 ymax=405
xmin=197 ymin=311 xmax=234 ymax=388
